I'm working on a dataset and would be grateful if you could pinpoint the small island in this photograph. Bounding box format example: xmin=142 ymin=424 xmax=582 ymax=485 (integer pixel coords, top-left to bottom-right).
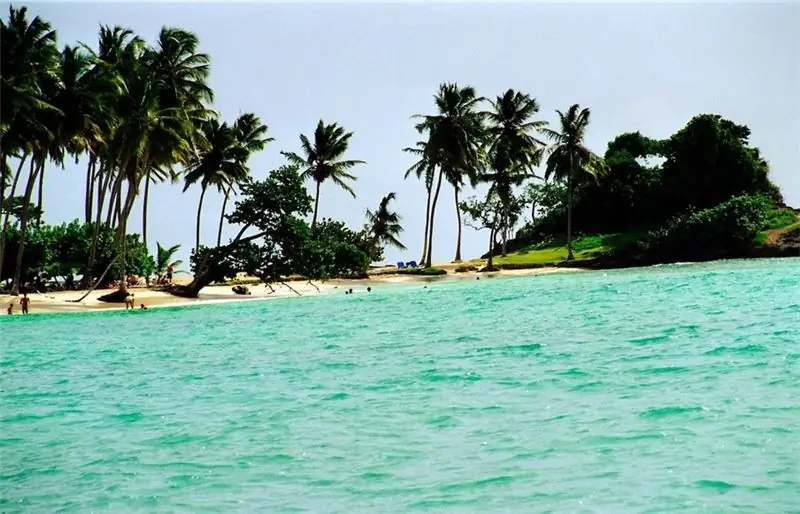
xmin=1 ymin=6 xmax=797 ymax=305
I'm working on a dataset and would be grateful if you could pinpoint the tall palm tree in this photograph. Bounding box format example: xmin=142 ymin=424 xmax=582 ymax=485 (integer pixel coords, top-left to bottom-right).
xmin=482 ymin=89 xmax=548 ymax=255
xmin=183 ymin=117 xmax=248 ymax=252
xmin=365 ymin=192 xmax=407 ymax=251
xmin=281 ymin=120 xmax=365 ymax=229
xmin=543 ymin=104 xmax=607 ymax=260
xmin=413 ymin=82 xmax=484 ymax=265
xmin=140 ymin=27 xmax=214 ymax=251
xmin=215 ymin=112 xmax=272 ymax=246
xmin=0 ymin=6 xmax=60 ymax=294
xmin=402 ymin=140 xmax=436 ymax=263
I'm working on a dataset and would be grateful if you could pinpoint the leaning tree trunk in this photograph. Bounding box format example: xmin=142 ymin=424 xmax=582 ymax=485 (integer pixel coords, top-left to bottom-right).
xmin=487 ymin=225 xmax=496 ymax=271
xmin=217 ymin=187 xmax=230 ymax=247
xmin=566 ymin=156 xmax=574 ymax=261
xmin=11 ymin=158 xmax=43 ymax=295
xmin=36 ymin=164 xmax=44 ymax=227
xmin=84 ymin=155 xmax=96 ymax=224
xmin=453 ymin=186 xmax=463 ymax=262
xmin=419 ymin=186 xmax=432 ymax=264
xmin=195 ymin=185 xmax=207 ymax=253
xmin=141 ymin=170 xmax=151 ymax=250
xmin=0 ymin=155 xmax=29 ymax=281
xmin=82 ymin=162 xmax=112 ymax=289
xmin=424 ymin=168 xmax=445 ymax=268
xmin=311 ymin=181 xmax=321 ymax=230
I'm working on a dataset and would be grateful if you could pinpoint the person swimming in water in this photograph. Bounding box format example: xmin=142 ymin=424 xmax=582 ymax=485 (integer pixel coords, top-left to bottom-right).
xmin=140 ymin=303 xmax=148 ymax=311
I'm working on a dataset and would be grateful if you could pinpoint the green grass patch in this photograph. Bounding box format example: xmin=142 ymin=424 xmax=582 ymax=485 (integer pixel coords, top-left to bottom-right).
xmin=488 ymin=233 xmax=643 ymax=268
xmin=754 ymin=231 xmax=769 ymax=245
xmin=454 ymin=264 xmax=478 ymax=273
xmin=762 ymin=208 xmax=799 ymax=230
xmin=396 ymin=267 xmax=448 ymax=276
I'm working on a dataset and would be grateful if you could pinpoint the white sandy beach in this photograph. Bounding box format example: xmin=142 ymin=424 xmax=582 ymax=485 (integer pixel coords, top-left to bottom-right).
xmin=1 ymin=266 xmax=585 ymax=315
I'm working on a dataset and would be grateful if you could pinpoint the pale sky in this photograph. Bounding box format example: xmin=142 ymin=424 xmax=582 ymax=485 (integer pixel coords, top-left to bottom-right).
xmin=10 ymin=2 xmax=800 ymax=268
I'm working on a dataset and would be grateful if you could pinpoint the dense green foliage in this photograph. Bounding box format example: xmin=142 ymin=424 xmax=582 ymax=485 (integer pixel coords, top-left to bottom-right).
xmin=179 ymin=165 xmax=379 ymax=296
xmin=645 ymin=195 xmax=772 ymax=261
xmin=1 ymin=220 xmax=153 ymax=291
xmin=511 ymin=114 xmax=791 ymax=263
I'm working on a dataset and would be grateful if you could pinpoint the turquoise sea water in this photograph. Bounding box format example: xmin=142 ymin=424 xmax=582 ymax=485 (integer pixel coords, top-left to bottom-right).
xmin=1 ymin=259 xmax=799 ymax=513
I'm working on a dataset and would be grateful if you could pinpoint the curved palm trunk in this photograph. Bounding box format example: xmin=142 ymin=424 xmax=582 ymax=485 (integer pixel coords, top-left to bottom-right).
xmin=195 ymin=186 xmax=207 ymax=253
xmin=84 ymin=156 xmax=96 ymax=224
xmin=453 ymin=187 xmax=462 ymax=262
xmin=0 ymin=155 xmax=29 ymax=281
xmin=419 ymin=186 xmax=432 ymax=264
xmin=82 ymin=162 xmax=112 ymax=289
xmin=36 ymin=165 xmax=44 ymax=227
xmin=487 ymin=223 xmax=496 ymax=270
xmin=217 ymin=187 xmax=230 ymax=247
xmin=566 ymin=154 xmax=574 ymax=261
xmin=311 ymin=181 xmax=321 ymax=230
xmin=424 ymin=168 xmax=445 ymax=268
xmin=141 ymin=170 xmax=151 ymax=249
xmin=11 ymin=158 xmax=43 ymax=295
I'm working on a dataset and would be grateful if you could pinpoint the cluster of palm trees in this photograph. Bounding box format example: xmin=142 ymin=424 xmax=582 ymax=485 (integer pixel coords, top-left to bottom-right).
xmin=1 ymin=7 xmax=408 ymax=294
xmin=0 ymin=7 xmax=270 ymax=294
xmin=407 ymin=83 xmax=606 ymax=265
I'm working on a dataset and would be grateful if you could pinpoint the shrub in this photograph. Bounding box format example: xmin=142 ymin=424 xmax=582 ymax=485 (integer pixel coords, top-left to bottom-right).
xmin=397 ymin=267 xmax=447 ymax=276
xmin=761 ymin=208 xmax=798 ymax=230
xmin=647 ymin=194 xmax=771 ymax=260
xmin=454 ymin=264 xmax=478 ymax=273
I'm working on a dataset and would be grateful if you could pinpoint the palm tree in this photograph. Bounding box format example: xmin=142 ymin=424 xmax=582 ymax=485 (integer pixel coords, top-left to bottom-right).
xmin=183 ymin=117 xmax=248 ymax=252
xmin=402 ymin=140 xmax=436 ymax=263
xmin=155 ymin=241 xmax=183 ymax=282
xmin=482 ymin=89 xmax=548 ymax=255
xmin=0 ymin=6 xmax=60 ymax=294
xmin=281 ymin=120 xmax=365 ymax=229
xmin=141 ymin=27 xmax=214 ymax=251
xmin=216 ymin=112 xmax=272 ymax=246
xmin=542 ymin=104 xmax=607 ymax=260
xmin=365 ymin=192 xmax=407 ymax=251
xmin=413 ymin=83 xmax=484 ymax=265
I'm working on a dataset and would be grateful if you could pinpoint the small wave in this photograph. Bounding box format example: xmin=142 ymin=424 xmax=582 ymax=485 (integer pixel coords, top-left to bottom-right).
xmin=694 ymin=479 xmax=736 ymax=491
xmin=639 ymin=406 xmax=705 ymax=418
xmin=322 ymin=392 xmax=349 ymax=401
xmin=636 ymin=365 xmax=691 ymax=375
xmin=629 ymin=334 xmax=671 ymax=345
xmin=704 ymin=344 xmax=768 ymax=355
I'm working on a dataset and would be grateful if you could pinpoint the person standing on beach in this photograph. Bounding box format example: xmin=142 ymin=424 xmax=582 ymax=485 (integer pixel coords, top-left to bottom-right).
xmin=166 ymin=264 xmax=174 ymax=284
xmin=125 ymin=293 xmax=135 ymax=310
xmin=19 ymin=293 xmax=29 ymax=315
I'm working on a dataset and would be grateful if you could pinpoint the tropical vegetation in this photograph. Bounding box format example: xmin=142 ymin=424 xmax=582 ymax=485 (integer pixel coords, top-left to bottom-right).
xmin=1 ymin=5 xmax=796 ymax=299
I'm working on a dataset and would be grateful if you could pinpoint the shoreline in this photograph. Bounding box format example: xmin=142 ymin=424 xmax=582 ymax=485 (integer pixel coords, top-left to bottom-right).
xmin=0 ymin=266 xmax=584 ymax=316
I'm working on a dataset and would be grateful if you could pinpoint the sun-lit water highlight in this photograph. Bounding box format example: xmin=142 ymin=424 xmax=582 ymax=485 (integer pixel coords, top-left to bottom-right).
xmin=2 ymin=259 xmax=799 ymax=512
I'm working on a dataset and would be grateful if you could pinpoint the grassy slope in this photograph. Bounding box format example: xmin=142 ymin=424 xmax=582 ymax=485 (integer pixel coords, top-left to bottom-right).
xmin=473 ymin=233 xmax=642 ymax=268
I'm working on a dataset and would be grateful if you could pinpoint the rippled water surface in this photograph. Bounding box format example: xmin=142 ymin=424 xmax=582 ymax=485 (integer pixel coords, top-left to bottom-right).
xmin=2 ymin=259 xmax=800 ymax=512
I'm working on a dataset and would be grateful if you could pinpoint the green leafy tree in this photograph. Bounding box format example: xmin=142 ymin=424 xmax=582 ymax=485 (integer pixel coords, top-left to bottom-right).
xmin=281 ymin=120 xmax=365 ymax=229
xmin=543 ymin=104 xmax=607 ymax=260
